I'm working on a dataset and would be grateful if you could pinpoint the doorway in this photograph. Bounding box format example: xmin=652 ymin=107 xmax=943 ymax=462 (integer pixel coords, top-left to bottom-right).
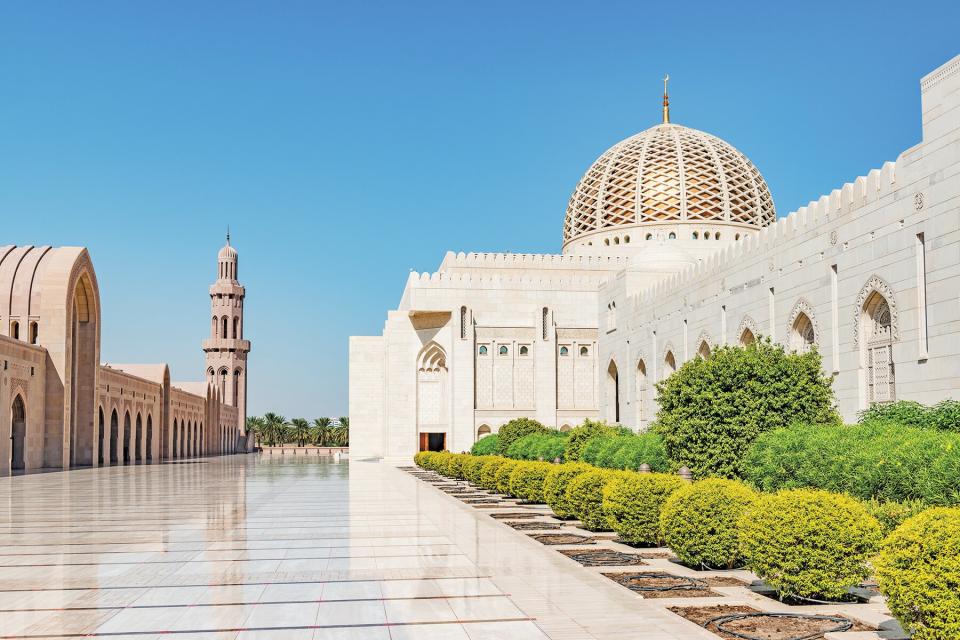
xmin=419 ymin=432 xmax=446 ymax=452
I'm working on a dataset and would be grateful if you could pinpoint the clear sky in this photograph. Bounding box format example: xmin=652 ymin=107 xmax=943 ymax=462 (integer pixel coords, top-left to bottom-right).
xmin=2 ymin=1 xmax=958 ymax=418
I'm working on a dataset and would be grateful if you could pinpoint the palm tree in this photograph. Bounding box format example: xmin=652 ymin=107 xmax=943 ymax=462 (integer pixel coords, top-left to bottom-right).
xmin=246 ymin=416 xmax=265 ymax=447
xmin=262 ymin=413 xmax=288 ymax=446
xmin=313 ymin=417 xmax=332 ymax=446
xmin=338 ymin=416 xmax=349 ymax=429
xmin=290 ymin=418 xmax=311 ymax=447
xmin=330 ymin=424 xmax=349 ymax=447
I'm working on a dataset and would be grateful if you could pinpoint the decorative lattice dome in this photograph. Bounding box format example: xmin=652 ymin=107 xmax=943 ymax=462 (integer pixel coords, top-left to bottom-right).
xmin=563 ymin=123 xmax=775 ymax=245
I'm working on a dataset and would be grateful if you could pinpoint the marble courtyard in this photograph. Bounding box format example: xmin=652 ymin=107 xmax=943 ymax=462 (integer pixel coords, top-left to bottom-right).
xmin=0 ymin=456 xmax=737 ymax=639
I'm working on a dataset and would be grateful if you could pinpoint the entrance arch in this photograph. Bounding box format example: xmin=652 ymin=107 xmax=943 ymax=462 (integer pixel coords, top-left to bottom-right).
xmin=97 ymin=407 xmax=104 ymax=466
xmin=10 ymin=395 xmax=26 ymax=471
xmin=606 ymin=360 xmax=620 ymax=423
xmin=135 ymin=414 xmax=142 ymax=462
xmin=636 ymin=360 xmax=647 ymax=430
xmin=109 ymin=410 xmax=119 ymax=465
xmin=172 ymin=419 xmax=179 ymax=459
xmin=122 ymin=412 xmax=131 ymax=464
xmin=146 ymin=416 xmax=153 ymax=461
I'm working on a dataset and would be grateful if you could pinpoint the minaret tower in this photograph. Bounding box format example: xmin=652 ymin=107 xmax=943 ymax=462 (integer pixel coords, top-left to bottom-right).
xmin=203 ymin=231 xmax=251 ymax=447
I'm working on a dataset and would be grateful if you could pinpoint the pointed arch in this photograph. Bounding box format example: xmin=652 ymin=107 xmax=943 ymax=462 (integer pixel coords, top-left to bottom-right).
xmin=135 ymin=413 xmax=143 ymax=462
xmin=854 ymin=275 xmax=899 ymax=346
xmin=417 ymin=341 xmax=448 ymax=433
xmin=636 ymin=358 xmax=648 ymax=430
xmin=606 ymin=359 xmax=620 ymax=423
xmin=859 ymin=284 xmax=897 ymax=406
xmin=10 ymin=394 xmax=26 ymax=471
xmin=737 ymin=315 xmax=758 ymax=346
xmin=109 ymin=409 xmax=119 ymax=465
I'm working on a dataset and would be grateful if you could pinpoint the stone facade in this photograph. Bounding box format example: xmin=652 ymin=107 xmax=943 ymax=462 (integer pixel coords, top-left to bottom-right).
xmin=350 ymin=54 xmax=960 ymax=462
xmin=0 ymin=238 xmax=251 ymax=476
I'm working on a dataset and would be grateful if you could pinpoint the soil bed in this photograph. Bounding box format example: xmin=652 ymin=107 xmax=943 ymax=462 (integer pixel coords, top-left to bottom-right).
xmin=670 ymin=604 xmax=870 ymax=640
xmin=529 ymin=533 xmax=596 ymax=546
xmin=465 ymin=499 xmax=501 ymax=505
xmin=558 ymin=549 xmax=647 ymax=567
xmin=602 ymin=571 xmax=719 ymax=599
xmin=750 ymin=584 xmax=872 ymax=606
xmin=489 ymin=512 xmax=539 ymax=520
xmin=504 ymin=521 xmax=563 ymax=531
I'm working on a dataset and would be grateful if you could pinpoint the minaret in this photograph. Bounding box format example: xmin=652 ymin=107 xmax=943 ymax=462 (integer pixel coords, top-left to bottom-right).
xmin=203 ymin=230 xmax=251 ymax=449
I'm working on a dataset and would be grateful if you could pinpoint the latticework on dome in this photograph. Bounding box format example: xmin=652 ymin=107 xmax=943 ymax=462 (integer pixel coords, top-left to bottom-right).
xmin=563 ymin=123 xmax=775 ymax=244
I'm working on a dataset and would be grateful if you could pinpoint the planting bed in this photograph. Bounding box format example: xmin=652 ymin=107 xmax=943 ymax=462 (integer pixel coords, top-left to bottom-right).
xmin=504 ymin=521 xmax=563 ymax=531
xmin=558 ymin=548 xmax=647 ymax=567
xmin=529 ymin=533 xmax=596 ymax=546
xmin=669 ymin=604 xmax=870 ymax=640
xmin=488 ymin=512 xmax=539 ymax=520
xmin=602 ymin=571 xmax=718 ymax=598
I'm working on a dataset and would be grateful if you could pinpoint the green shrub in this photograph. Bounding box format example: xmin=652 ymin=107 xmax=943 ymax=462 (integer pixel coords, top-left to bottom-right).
xmin=655 ymin=340 xmax=838 ymax=479
xmin=660 ymin=478 xmax=758 ymax=568
xmin=505 ymin=432 xmax=567 ymax=461
xmin=861 ymin=498 xmax=928 ymax=535
xmin=859 ymin=399 xmax=960 ymax=433
xmin=414 ymin=451 xmax=433 ymax=469
xmin=509 ymin=461 xmax=553 ymax=503
xmin=443 ymin=454 xmax=468 ymax=479
xmin=495 ymin=459 xmax=521 ymax=495
xmin=564 ymin=419 xmax=620 ymax=462
xmin=462 ymin=456 xmax=490 ymax=484
xmin=427 ymin=451 xmax=451 ymax=473
xmin=738 ymin=489 xmax=883 ymax=600
xmin=874 ymin=507 xmax=960 ymax=639
xmin=543 ymin=463 xmax=593 ymax=518
xmin=495 ymin=418 xmax=548 ymax=455
xmin=609 ymin=434 xmax=669 ymax=471
xmin=471 ymin=434 xmax=500 ymax=456
xmin=479 ymin=457 xmax=509 ymax=491
xmin=581 ymin=435 xmax=621 ymax=467
xmin=602 ymin=472 xmax=686 ymax=545
xmin=566 ymin=469 xmax=623 ymax=531
xmin=744 ymin=422 xmax=960 ymax=506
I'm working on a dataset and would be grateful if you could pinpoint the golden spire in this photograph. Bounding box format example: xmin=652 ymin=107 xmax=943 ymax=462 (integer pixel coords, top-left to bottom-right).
xmin=662 ymin=74 xmax=670 ymax=124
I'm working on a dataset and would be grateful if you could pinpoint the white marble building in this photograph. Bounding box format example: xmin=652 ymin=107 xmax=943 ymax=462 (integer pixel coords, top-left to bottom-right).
xmin=350 ymin=54 xmax=960 ymax=461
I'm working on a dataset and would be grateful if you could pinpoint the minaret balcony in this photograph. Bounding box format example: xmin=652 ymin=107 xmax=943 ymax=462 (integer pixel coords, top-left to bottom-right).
xmin=202 ymin=338 xmax=251 ymax=353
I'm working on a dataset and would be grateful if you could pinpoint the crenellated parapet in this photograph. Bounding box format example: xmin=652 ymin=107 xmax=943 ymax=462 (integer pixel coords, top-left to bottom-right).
xmin=439 ymin=251 xmax=632 ymax=271
xmin=406 ymin=268 xmax=614 ymax=291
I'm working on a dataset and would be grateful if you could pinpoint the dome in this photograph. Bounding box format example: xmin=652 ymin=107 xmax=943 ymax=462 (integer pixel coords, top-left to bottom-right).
xmin=563 ymin=123 xmax=775 ymax=246
xmin=218 ymin=244 xmax=237 ymax=260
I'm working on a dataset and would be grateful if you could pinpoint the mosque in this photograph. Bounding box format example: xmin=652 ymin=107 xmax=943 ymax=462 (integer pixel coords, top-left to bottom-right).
xmin=0 ymin=236 xmax=251 ymax=476
xmin=349 ymin=54 xmax=960 ymax=461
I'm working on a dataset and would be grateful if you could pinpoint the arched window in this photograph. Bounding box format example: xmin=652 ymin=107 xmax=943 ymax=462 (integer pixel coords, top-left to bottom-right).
xmin=10 ymin=394 xmax=26 ymax=471
xmin=233 ymin=316 xmax=239 ymax=339
xmin=220 ymin=369 xmax=228 ymax=399
xmin=606 ymin=360 xmax=620 ymax=423
xmin=791 ymin=312 xmax=816 ymax=354
xmin=636 ymin=360 xmax=647 ymax=430
xmin=645 ymin=233 xmax=653 ymax=241
xmin=580 ymin=346 xmax=589 ymax=356
xmin=614 ymin=236 xmax=620 ymax=245
xmin=698 ymin=341 xmax=711 ymax=359
xmin=28 ymin=322 xmax=38 ymax=344
xmin=664 ymin=350 xmax=677 ymax=375
xmin=222 ymin=317 xmax=228 ymax=340
xmin=499 ymin=345 xmax=508 ymax=356
xmin=604 ymin=238 xmax=610 ymax=246
xmin=460 ymin=306 xmax=467 ymax=340
xmin=560 ymin=424 xmax=572 ymax=432
xmin=477 ymin=424 xmax=491 ymax=438
xmin=10 ymin=321 xmax=19 ymax=340
xmin=715 ymin=233 xmax=721 ymax=240
xmin=519 ymin=346 xmax=529 ymax=356
xmin=668 ymin=232 xmax=677 ymax=240
xmin=624 ymin=236 xmax=630 ymax=243
xmin=735 ymin=233 xmax=741 ymax=241
xmin=704 ymin=231 xmax=711 ymax=240
xmin=863 ymin=292 xmax=895 ymax=405
xmin=559 ymin=346 xmax=569 ymax=356
xmin=233 ymin=370 xmax=241 ymax=406
xmin=542 ymin=307 xmax=549 ymax=341
xmin=740 ymin=328 xmax=755 ymax=346
xmin=692 ymin=231 xmax=699 ymax=240
xmin=478 ymin=345 xmax=488 ymax=356
xmin=212 ymin=316 xmax=218 ymax=337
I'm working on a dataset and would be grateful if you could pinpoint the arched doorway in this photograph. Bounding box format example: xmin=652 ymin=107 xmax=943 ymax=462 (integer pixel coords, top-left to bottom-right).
xmin=417 ymin=342 xmax=449 ymax=452
xmin=146 ymin=415 xmax=153 ymax=461
xmin=606 ymin=360 xmax=620 ymax=423
xmin=172 ymin=419 xmax=179 ymax=459
xmin=109 ymin=410 xmax=119 ymax=465
xmin=180 ymin=420 xmax=186 ymax=458
xmin=135 ymin=414 xmax=142 ymax=462
xmin=69 ymin=273 xmax=98 ymax=467
xmin=199 ymin=423 xmax=203 ymax=456
xmin=636 ymin=360 xmax=647 ymax=430
xmin=122 ymin=412 xmax=131 ymax=464
xmin=97 ymin=407 xmax=104 ymax=466
xmin=10 ymin=395 xmax=26 ymax=471
xmin=863 ymin=291 xmax=895 ymax=405
xmin=477 ymin=424 xmax=491 ymax=439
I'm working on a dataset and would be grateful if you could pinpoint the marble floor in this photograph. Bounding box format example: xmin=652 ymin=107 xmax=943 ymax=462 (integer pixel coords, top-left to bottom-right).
xmin=0 ymin=456 xmax=712 ymax=639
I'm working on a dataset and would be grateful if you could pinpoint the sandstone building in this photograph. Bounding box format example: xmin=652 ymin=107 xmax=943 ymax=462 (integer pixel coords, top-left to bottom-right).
xmin=0 ymin=237 xmax=251 ymax=475
xmin=350 ymin=54 xmax=960 ymax=461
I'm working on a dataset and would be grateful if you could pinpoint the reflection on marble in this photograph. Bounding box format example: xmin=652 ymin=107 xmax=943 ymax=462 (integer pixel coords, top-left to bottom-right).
xmin=0 ymin=456 xmax=710 ymax=638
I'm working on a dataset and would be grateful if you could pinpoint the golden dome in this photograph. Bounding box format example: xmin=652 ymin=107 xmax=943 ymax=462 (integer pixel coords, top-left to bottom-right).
xmin=563 ymin=123 xmax=776 ymax=245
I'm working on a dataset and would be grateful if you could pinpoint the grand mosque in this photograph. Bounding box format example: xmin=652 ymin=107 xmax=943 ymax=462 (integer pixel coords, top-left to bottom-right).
xmin=350 ymin=54 xmax=960 ymax=461
xmin=0 ymin=237 xmax=251 ymax=475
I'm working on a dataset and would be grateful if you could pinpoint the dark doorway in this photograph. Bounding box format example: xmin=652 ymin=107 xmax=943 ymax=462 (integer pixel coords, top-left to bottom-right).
xmin=97 ymin=408 xmax=104 ymax=465
xmin=11 ymin=395 xmax=26 ymax=471
xmin=135 ymin=414 xmax=142 ymax=462
xmin=419 ymin=432 xmax=446 ymax=452
xmin=123 ymin=412 xmax=131 ymax=464
xmin=110 ymin=410 xmax=119 ymax=464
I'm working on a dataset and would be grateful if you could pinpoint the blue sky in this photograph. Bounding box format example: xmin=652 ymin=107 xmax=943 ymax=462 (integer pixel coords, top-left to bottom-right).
xmin=2 ymin=1 xmax=957 ymax=418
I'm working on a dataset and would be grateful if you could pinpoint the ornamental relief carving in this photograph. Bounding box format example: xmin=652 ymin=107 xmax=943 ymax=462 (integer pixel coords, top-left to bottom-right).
xmin=787 ymin=298 xmax=821 ymax=347
xmin=853 ymin=275 xmax=899 ymax=346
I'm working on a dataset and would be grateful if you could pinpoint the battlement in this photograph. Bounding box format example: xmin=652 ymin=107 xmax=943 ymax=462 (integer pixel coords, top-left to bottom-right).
xmin=619 ymin=156 xmax=901 ymax=310
xmin=407 ymin=268 xmax=613 ymax=291
xmin=439 ymin=251 xmax=631 ymax=271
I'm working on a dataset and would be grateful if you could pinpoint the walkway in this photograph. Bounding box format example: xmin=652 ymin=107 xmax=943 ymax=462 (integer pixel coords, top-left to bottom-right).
xmin=0 ymin=457 xmax=709 ymax=639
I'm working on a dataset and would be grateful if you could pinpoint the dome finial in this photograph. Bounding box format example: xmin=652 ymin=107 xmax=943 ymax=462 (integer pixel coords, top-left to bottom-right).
xmin=226 ymin=225 xmax=231 ymax=246
xmin=662 ymin=74 xmax=670 ymax=124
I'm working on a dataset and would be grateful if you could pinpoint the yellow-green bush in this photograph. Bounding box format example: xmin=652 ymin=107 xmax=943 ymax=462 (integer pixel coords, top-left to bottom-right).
xmin=414 ymin=451 xmax=432 ymax=468
xmin=566 ymin=469 xmax=624 ymax=531
xmin=543 ymin=463 xmax=593 ymax=519
xmin=495 ymin=460 xmax=521 ymax=495
xmin=738 ymin=489 xmax=883 ymax=600
xmin=602 ymin=472 xmax=686 ymax=545
xmin=462 ymin=456 xmax=490 ymax=485
xmin=509 ymin=461 xmax=554 ymax=503
xmin=874 ymin=507 xmax=960 ymax=640
xmin=479 ymin=457 xmax=509 ymax=491
xmin=660 ymin=478 xmax=758 ymax=568
xmin=430 ymin=452 xmax=453 ymax=475
xmin=444 ymin=453 xmax=470 ymax=479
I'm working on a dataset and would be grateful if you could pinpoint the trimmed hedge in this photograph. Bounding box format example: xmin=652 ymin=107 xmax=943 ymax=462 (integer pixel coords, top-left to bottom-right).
xmin=563 ymin=419 xmax=621 ymax=462
xmin=471 ymin=434 xmax=499 ymax=456
xmin=875 ymin=507 xmax=960 ymax=639
xmin=566 ymin=469 xmax=623 ymax=531
xmin=744 ymin=422 xmax=960 ymax=505
xmin=655 ymin=340 xmax=838 ymax=479
xmin=543 ymin=463 xmax=593 ymax=519
xmin=602 ymin=472 xmax=686 ymax=545
xmin=442 ymin=453 xmax=466 ymax=479
xmin=660 ymin=478 xmax=758 ymax=568
xmin=738 ymin=489 xmax=883 ymax=600
xmin=505 ymin=432 xmax=567 ymax=462
xmin=495 ymin=459 xmax=521 ymax=495
xmin=859 ymin=399 xmax=960 ymax=432
xmin=508 ymin=461 xmax=553 ymax=503
xmin=462 ymin=455 xmax=490 ymax=484
xmin=495 ymin=418 xmax=548 ymax=455
xmin=479 ymin=457 xmax=510 ymax=491
xmin=581 ymin=433 xmax=669 ymax=472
